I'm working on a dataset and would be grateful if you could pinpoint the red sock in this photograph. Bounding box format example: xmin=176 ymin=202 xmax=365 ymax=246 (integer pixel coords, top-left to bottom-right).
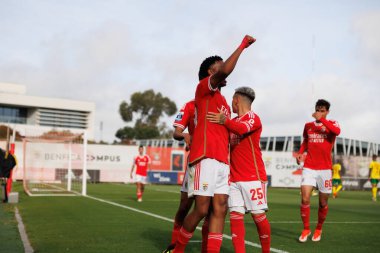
xmin=171 ymin=222 xmax=181 ymax=244
xmin=253 ymin=214 xmax=271 ymax=253
xmin=137 ymin=191 xmax=142 ymax=200
xmin=230 ymin=212 xmax=245 ymax=253
xmin=300 ymin=204 xmax=310 ymax=230
xmin=173 ymin=227 xmax=193 ymax=253
xmin=316 ymin=205 xmax=328 ymax=230
xmin=207 ymin=233 xmax=223 ymax=253
xmin=201 ymin=217 xmax=209 ymax=253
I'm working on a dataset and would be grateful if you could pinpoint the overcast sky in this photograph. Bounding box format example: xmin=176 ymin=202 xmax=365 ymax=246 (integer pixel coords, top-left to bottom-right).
xmin=1 ymin=0 xmax=379 ymax=143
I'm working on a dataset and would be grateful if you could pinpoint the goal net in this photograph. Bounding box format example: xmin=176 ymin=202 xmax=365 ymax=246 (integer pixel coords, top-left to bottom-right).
xmin=22 ymin=127 xmax=88 ymax=196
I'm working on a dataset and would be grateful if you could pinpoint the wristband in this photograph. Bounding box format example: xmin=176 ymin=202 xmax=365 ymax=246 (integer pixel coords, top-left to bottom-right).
xmin=239 ymin=36 xmax=250 ymax=50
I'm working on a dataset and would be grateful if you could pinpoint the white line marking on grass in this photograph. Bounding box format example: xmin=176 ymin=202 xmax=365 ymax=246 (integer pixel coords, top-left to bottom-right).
xmin=145 ymin=199 xmax=181 ymax=202
xmin=15 ymin=207 xmax=34 ymax=253
xmin=151 ymin=188 xmax=181 ymax=194
xmin=230 ymin=221 xmax=380 ymax=224
xmin=85 ymin=195 xmax=289 ymax=253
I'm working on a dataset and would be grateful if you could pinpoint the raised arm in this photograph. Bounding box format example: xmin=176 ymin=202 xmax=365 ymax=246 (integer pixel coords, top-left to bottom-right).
xmin=209 ymin=35 xmax=256 ymax=89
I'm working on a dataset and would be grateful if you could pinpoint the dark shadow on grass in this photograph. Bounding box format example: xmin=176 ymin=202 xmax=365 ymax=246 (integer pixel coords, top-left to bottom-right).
xmin=142 ymin=227 xmax=234 ymax=253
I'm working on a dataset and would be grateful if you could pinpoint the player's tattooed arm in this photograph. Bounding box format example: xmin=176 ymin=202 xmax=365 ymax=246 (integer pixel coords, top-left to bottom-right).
xmin=207 ymin=109 xmax=248 ymax=136
xmin=206 ymin=110 xmax=226 ymax=124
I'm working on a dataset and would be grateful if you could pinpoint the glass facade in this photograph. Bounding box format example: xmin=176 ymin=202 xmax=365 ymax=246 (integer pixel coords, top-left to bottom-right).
xmin=0 ymin=105 xmax=27 ymax=124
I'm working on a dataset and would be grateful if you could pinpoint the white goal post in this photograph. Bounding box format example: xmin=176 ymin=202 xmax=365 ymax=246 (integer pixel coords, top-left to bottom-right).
xmin=22 ymin=126 xmax=88 ymax=196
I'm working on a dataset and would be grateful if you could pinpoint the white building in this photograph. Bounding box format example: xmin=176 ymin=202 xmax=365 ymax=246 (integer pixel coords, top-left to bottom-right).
xmin=0 ymin=82 xmax=95 ymax=139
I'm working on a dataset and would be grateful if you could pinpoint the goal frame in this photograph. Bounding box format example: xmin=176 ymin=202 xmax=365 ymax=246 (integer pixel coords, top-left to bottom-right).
xmin=22 ymin=129 xmax=88 ymax=197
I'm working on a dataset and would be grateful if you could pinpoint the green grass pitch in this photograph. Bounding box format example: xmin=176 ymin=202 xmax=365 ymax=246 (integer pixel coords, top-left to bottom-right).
xmin=1 ymin=182 xmax=380 ymax=253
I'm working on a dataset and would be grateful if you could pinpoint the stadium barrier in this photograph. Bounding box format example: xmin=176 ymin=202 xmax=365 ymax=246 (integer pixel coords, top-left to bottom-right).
xmin=2 ymin=140 xmax=374 ymax=190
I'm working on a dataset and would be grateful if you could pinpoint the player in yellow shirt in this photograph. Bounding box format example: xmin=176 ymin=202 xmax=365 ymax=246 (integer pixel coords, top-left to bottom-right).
xmin=332 ymin=163 xmax=342 ymax=198
xmin=369 ymin=155 xmax=380 ymax=202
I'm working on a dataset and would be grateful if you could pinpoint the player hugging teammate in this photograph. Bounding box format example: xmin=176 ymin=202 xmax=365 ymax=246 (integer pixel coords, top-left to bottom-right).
xmin=164 ymin=35 xmax=341 ymax=253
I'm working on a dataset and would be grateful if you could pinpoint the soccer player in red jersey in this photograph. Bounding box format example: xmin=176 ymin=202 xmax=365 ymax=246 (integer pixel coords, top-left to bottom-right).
xmin=164 ymin=100 xmax=210 ymax=253
xmin=207 ymin=87 xmax=271 ymax=253
xmin=173 ymin=35 xmax=256 ymax=253
xmin=130 ymin=145 xmax=151 ymax=202
xmin=295 ymin=99 xmax=341 ymax=242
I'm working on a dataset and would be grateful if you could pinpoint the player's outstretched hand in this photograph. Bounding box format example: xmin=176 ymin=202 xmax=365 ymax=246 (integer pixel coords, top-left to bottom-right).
xmin=239 ymin=35 xmax=256 ymax=50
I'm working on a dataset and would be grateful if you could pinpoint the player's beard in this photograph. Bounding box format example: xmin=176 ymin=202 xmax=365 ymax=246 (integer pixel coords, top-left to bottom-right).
xmin=218 ymin=80 xmax=227 ymax=89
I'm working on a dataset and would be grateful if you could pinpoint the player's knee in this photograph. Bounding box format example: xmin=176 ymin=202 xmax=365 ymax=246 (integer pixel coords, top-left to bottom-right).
xmin=178 ymin=202 xmax=192 ymax=215
xmin=301 ymin=198 xmax=310 ymax=205
xmin=213 ymin=203 xmax=228 ymax=217
xmin=195 ymin=207 xmax=209 ymax=218
xmin=319 ymin=201 xmax=328 ymax=208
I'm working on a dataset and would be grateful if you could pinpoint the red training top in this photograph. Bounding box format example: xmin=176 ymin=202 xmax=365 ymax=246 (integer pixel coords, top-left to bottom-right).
xmin=134 ymin=155 xmax=151 ymax=176
xmin=227 ymin=111 xmax=267 ymax=182
xmin=189 ymin=76 xmax=231 ymax=165
xmin=299 ymin=118 xmax=341 ymax=170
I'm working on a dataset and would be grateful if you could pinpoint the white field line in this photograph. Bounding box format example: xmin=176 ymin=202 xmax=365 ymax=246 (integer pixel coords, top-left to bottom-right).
xmin=85 ymin=195 xmax=289 ymax=253
xmin=224 ymin=221 xmax=380 ymax=224
xmin=151 ymin=188 xmax=181 ymax=194
xmin=15 ymin=207 xmax=34 ymax=253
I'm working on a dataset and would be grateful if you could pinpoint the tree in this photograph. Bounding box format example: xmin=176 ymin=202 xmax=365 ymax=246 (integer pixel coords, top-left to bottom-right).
xmin=116 ymin=89 xmax=177 ymax=141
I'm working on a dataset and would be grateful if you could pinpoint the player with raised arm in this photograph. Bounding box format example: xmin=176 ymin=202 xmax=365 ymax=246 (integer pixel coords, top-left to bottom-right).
xmin=130 ymin=145 xmax=151 ymax=202
xmin=368 ymin=155 xmax=380 ymax=202
xmin=163 ymin=100 xmax=210 ymax=253
xmin=296 ymin=99 xmax=341 ymax=243
xmin=332 ymin=162 xmax=342 ymax=199
xmin=173 ymin=35 xmax=256 ymax=253
xmin=207 ymin=87 xmax=271 ymax=253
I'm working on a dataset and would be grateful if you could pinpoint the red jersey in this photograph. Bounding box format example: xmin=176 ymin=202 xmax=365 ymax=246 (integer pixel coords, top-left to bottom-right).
xmin=227 ymin=111 xmax=267 ymax=182
xmin=173 ymin=100 xmax=195 ymax=136
xmin=134 ymin=155 xmax=151 ymax=176
xmin=189 ymin=76 xmax=231 ymax=165
xmin=299 ymin=118 xmax=341 ymax=170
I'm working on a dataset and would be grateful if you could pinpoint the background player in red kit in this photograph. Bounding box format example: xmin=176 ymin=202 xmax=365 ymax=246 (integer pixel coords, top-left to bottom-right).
xmin=296 ymin=99 xmax=341 ymax=243
xmin=173 ymin=35 xmax=255 ymax=253
xmin=207 ymin=87 xmax=271 ymax=253
xmin=130 ymin=145 xmax=151 ymax=202
xmin=163 ymin=100 xmax=210 ymax=253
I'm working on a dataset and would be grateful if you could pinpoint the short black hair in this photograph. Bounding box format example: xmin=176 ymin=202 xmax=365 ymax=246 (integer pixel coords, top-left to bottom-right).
xmin=139 ymin=145 xmax=144 ymax=149
xmin=315 ymin=99 xmax=330 ymax=110
xmin=198 ymin=55 xmax=223 ymax=81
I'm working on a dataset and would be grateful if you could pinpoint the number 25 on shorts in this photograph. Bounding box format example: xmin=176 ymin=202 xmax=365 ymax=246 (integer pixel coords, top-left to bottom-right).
xmin=250 ymin=188 xmax=264 ymax=200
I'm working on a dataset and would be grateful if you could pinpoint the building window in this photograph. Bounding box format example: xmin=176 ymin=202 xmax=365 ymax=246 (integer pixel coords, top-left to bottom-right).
xmin=0 ymin=106 xmax=27 ymax=124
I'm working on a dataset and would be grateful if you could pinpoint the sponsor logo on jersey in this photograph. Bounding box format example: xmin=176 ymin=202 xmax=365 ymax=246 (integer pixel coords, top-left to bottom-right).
xmin=175 ymin=112 xmax=184 ymax=121
xmin=203 ymin=183 xmax=208 ymax=191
